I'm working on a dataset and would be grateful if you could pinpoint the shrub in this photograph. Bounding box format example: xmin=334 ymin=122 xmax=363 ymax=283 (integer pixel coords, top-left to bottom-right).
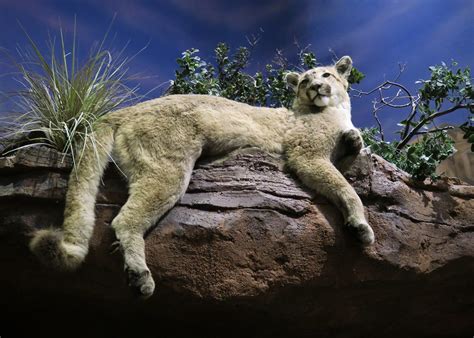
xmin=168 ymin=43 xmax=363 ymax=108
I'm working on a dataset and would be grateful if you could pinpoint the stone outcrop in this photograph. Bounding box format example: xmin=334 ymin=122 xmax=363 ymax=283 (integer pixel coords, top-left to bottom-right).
xmin=436 ymin=127 xmax=474 ymax=184
xmin=0 ymin=146 xmax=473 ymax=338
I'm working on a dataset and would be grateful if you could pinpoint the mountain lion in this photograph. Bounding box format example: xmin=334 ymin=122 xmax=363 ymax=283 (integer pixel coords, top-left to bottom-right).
xmin=30 ymin=56 xmax=375 ymax=298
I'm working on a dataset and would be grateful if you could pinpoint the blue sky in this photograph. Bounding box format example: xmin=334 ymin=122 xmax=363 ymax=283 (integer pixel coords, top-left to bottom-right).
xmin=0 ymin=0 xmax=473 ymax=137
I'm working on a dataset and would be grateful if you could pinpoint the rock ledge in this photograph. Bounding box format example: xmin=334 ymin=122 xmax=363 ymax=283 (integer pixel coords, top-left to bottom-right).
xmin=0 ymin=146 xmax=473 ymax=338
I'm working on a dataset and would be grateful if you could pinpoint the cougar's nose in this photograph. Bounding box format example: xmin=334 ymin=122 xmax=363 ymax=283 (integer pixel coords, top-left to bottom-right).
xmin=309 ymin=83 xmax=321 ymax=91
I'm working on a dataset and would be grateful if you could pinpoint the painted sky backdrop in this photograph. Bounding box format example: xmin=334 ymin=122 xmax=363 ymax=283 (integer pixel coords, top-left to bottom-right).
xmin=0 ymin=0 xmax=473 ymax=137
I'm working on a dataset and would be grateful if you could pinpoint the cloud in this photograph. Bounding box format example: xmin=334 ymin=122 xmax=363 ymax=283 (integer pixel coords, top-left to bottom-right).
xmin=318 ymin=1 xmax=421 ymax=62
xmin=0 ymin=0 xmax=104 ymax=54
xmin=168 ymin=0 xmax=297 ymax=31
xmin=81 ymin=0 xmax=193 ymax=50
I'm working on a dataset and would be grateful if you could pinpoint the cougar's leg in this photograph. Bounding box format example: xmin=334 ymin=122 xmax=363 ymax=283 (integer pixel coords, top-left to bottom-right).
xmin=290 ymin=157 xmax=374 ymax=245
xmin=29 ymin=124 xmax=115 ymax=270
xmin=334 ymin=129 xmax=364 ymax=172
xmin=111 ymin=152 xmax=198 ymax=298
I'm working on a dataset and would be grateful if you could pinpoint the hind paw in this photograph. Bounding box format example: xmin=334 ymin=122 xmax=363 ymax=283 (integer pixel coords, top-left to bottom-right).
xmin=29 ymin=229 xmax=86 ymax=270
xmin=125 ymin=266 xmax=155 ymax=299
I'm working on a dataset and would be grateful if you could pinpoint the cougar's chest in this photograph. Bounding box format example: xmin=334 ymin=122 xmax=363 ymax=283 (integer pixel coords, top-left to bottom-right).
xmin=284 ymin=110 xmax=352 ymax=158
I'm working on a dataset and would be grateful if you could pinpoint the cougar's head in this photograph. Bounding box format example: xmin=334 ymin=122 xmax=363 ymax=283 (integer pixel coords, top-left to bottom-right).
xmin=286 ymin=56 xmax=352 ymax=108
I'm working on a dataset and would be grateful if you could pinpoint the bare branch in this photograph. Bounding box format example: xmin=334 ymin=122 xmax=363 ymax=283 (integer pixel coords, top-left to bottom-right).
xmin=379 ymin=82 xmax=413 ymax=108
xmin=272 ymin=49 xmax=287 ymax=69
xmin=245 ymin=34 xmax=261 ymax=48
xmin=353 ymin=75 xmax=418 ymax=142
xmin=393 ymin=63 xmax=407 ymax=82
xmin=352 ymin=81 xmax=413 ymax=101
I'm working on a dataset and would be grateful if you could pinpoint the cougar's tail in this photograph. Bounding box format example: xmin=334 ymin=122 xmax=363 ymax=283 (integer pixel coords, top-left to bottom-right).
xmin=30 ymin=122 xmax=115 ymax=270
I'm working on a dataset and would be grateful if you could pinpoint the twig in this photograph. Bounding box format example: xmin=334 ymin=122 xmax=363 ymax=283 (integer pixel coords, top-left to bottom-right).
xmin=371 ymin=98 xmax=385 ymax=141
xmin=379 ymin=82 xmax=413 ymax=108
xmin=414 ymin=126 xmax=454 ymax=135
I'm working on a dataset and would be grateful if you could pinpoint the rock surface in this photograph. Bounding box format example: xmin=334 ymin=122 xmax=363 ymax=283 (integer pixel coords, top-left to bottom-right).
xmin=0 ymin=146 xmax=473 ymax=338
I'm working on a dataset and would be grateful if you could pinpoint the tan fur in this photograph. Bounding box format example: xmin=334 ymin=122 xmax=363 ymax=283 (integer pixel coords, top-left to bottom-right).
xmin=30 ymin=56 xmax=374 ymax=298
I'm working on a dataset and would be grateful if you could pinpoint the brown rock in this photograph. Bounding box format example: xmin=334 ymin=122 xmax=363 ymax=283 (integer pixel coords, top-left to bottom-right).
xmin=0 ymin=146 xmax=473 ymax=338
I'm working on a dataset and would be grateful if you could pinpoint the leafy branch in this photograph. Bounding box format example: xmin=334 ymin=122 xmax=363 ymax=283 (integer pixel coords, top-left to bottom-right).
xmin=358 ymin=61 xmax=473 ymax=180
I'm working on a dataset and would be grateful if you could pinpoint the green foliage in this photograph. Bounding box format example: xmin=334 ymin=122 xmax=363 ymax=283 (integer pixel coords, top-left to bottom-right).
xmin=362 ymin=128 xmax=455 ymax=181
xmin=417 ymin=61 xmax=473 ymax=112
xmin=348 ymin=67 xmax=365 ymax=85
xmin=1 ymin=22 xmax=138 ymax=162
xmin=170 ymin=48 xmax=219 ymax=96
xmin=407 ymin=61 xmax=473 ymax=148
xmin=168 ymin=43 xmax=364 ymax=108
xmin=299 ymin=51 xmax=317 ymax=69
xmin=460 ymin=122 xmax=474 ymax=152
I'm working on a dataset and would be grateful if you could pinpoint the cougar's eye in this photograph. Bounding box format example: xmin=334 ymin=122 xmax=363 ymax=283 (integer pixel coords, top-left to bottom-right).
xmin=322 ymin=73 xmax=331 ymax=78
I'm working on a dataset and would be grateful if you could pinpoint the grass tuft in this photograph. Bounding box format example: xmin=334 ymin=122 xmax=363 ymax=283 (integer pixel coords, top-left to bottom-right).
xmin=0 ymin=18 xmax=139 ymax=166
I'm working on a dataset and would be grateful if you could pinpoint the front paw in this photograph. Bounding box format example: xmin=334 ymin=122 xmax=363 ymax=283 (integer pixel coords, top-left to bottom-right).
xmin=125 ymin=266 xmax=155 ymax=299
xmin=342 ymin=129 xmax=363 ymax=155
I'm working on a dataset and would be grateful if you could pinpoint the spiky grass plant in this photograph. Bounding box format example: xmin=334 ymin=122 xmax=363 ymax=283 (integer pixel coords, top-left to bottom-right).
xmin=1 ymin=21 xmax=139 ymax=166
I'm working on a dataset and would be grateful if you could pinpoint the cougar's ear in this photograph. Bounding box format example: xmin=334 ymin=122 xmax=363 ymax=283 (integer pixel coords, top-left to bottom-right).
xmin=335 ymin=56 xmax=353 ymax=79
xmin=285 ymin=72 xmax=300 ymax=93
